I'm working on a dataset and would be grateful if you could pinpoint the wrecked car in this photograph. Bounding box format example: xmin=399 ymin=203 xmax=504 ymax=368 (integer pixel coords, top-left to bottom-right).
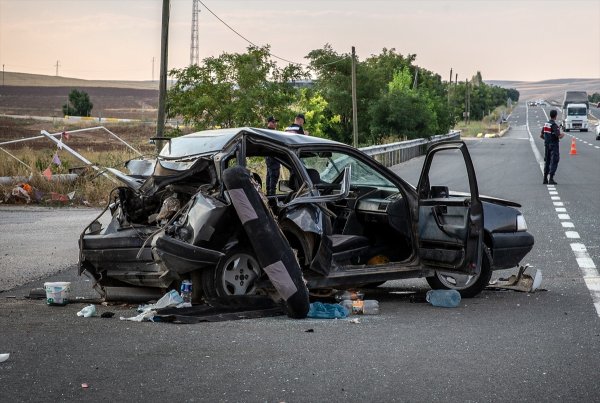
xmin=79 ymin=128 xmax=534 ymax=303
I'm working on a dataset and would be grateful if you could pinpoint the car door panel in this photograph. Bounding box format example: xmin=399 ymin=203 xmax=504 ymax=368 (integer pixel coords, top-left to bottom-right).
xmin=417 ymin=142 xmax=483 ymax=274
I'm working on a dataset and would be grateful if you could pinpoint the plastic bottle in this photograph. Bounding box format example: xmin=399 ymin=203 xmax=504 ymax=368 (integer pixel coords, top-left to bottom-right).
xmin=334 ymin=290 xmax=364 ymax=302
xmin=340 ymin=299 xmax=379 ymax=315
xmin=426 ymin=289 xmax=461 ymax=308
xmin=180 ymin=280 xmax=193 ymax=304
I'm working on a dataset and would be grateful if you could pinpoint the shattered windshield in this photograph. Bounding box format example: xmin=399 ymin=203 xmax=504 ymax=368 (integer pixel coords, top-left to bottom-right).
xmin=300 ymin=151 xmax=395 ymax=187
xmin=159 ymin=132 xmax=235 ymax=159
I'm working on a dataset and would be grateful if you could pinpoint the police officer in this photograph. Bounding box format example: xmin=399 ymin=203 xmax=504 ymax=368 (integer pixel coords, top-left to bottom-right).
xmin=542 ymin=109 xmax=565 ymax=185
xmin=285 ymin=113 xmax=308 ymax=135
xmin=265 ymin=116 xmax=280 ymax=196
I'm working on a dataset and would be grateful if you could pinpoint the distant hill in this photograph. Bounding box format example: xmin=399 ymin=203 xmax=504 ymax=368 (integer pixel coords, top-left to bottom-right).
xmin=486 ymin=78 xmax=600 ymax=103
xmin=0 ymin=71 xmax=158 ymax=90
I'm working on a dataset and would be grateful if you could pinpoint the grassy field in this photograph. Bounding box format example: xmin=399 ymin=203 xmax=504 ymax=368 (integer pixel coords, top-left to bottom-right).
xmin=0 ymin=100 xmax=514 ymax=206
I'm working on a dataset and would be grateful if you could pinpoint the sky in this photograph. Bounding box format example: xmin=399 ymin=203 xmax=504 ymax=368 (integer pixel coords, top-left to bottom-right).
xmin=0 ymin=0 xmax=599 ymax=82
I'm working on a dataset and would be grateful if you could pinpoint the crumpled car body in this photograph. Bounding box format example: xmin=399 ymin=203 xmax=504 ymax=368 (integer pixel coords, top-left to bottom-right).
xmin=79 ymin=128 xmax=534 ymax=300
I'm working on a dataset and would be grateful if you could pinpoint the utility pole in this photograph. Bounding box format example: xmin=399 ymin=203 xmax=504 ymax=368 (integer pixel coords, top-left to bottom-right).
xmin=152 ymin=57 xmax=155 ymax=82
xmin=156 ymin=0 xmax=170 ymax=140
xmin=190 ymin=0 xmax=200 ymax=66
xmin=464 ymin=79 xmax=469 ymax=124
xmin=351 ymin=46 xmax=358 ymax=148
xmin=2 ymin=64 xmax=4 ymax=86
xmin=55 ymin=60 xmax=60 ymax=76
xmin=448 ymin=68 xmax=453 ymax=105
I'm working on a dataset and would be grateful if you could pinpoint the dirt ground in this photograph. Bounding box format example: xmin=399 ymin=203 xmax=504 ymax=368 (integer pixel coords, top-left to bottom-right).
xmin=0 ymin=85 xmax=158 ymax=120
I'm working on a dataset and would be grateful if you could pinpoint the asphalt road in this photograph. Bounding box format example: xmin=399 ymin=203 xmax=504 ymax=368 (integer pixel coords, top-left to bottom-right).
xmin=1 ymin=104 xmax=599 ymax=402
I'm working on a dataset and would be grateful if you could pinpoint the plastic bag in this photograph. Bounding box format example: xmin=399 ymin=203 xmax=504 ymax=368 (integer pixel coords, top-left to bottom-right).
xmin=137 ymin=290 xmax=183 ymax=313
xmin=120 ymin=310 xmax=157 ymax=322
xmin=76 ymin=304 xmax=97 ymax=318
xmin=307 ymin=302 xmax=349 ymax=319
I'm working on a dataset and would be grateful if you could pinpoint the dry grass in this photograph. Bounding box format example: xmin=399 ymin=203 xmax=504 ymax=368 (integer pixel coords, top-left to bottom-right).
xmin=455 ymin=105 xmax=512 ymax=137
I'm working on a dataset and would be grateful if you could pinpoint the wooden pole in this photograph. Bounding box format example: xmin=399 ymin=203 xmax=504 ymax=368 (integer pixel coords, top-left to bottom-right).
xmin=351 ymin=46 xmax=358 ymax=148
xmin=156 ymin=0 xmax=170 ymax=141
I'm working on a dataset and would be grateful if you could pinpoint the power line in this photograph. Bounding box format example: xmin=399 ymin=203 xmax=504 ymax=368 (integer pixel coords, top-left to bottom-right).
xmin=198 ymin=0 xmax=311 ymax=67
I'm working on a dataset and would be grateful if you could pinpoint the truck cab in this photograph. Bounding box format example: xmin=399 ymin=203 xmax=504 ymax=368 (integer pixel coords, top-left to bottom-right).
xmin=562 ymin=103 xmax=589 ymax=132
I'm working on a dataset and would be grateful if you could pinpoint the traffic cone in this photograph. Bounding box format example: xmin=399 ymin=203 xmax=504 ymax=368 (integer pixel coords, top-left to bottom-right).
xmin=569 ymin=138 xmax=577 ymax=155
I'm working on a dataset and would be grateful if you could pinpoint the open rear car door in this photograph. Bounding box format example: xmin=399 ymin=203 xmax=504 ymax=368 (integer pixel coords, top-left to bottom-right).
xmin=416 ymin=141 xmax=483 ymax=274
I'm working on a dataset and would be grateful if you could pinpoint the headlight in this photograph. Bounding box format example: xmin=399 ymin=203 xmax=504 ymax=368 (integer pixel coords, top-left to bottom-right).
xmin=516 ymin=214 xmax=528 ymax=231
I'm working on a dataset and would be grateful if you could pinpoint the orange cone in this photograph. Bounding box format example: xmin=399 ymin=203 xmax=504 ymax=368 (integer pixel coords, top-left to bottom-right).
xmin=569 ymin=138 xmax=577 ymax=155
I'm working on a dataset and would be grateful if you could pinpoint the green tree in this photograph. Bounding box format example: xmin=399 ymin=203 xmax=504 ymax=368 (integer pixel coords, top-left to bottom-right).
xmin=62 ymin=89 xmax=93 ymax=116
xmin=167 ymin=45 xmax=306 ymax=129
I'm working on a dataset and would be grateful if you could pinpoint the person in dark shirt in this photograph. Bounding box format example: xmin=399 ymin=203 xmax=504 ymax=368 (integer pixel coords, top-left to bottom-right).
xmin=541 ymin=109 xmax=565 ymax=184
xmin=265 ymin=116 xmax=280 ymax=195
xmin=285 ymin=113 xmax=308 ymax=135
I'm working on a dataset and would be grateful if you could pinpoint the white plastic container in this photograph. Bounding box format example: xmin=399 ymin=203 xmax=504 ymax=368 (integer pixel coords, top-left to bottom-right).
xmin=44 ymin=282 xmax=71 ymax=305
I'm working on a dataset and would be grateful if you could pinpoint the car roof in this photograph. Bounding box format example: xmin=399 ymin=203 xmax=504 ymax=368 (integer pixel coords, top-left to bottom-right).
xmin=160 ymin=127 xmax=344 ymax=158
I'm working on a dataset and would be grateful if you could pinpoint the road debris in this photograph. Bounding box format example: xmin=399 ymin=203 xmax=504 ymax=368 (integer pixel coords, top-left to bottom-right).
xmin=488 ymin=264 xmax=542 ymax=293
xmin=76 ymin=304 xmax=97 ymax=318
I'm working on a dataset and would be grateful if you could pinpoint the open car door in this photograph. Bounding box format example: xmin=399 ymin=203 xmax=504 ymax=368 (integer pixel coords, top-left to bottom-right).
xmin=416 ymin=141 xmax=483 ymax=274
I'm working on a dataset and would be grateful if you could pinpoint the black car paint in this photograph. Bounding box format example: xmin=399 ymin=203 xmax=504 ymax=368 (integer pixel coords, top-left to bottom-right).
xmin=79 ymin=128 xmax=534 ymax=298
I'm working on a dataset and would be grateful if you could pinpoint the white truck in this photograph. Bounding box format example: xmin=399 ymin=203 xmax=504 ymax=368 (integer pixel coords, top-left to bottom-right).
xmin=562 ymin=91 xmax=589 ymax=132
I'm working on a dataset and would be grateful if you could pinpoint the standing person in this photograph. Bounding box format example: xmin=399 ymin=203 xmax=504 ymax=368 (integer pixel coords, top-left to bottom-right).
xmin=542 ymin=109 xmax=565 ymax=184
xmin=265 ymin=116 xmax=280 ymax=196
xmin=285 ymin=113 xmax=308 ymax=135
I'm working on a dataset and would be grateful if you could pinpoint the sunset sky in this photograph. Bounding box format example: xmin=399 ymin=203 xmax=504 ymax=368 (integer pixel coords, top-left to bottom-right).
xmin=0 ymin=0 xmax=598 ymax=82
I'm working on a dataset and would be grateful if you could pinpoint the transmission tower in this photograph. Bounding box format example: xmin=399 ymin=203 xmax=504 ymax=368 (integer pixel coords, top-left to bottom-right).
xmin=190 ymin=0 xmax=200 ymax=66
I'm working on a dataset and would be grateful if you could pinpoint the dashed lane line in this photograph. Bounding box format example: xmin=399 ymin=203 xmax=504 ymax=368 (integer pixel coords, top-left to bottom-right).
xmin=526 ymin=106 xmax=600 ymax=317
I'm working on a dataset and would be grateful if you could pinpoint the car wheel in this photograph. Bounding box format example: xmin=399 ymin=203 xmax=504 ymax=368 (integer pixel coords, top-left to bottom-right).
xmin=426 ymin=251 xmax=492 ymax=298
xmin=202 ymin=247 xmax=261 ymax=298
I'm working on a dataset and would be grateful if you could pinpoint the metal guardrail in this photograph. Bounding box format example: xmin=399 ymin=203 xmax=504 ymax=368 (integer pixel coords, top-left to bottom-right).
xmin=359 ymin=130 xmax=461 ymax=167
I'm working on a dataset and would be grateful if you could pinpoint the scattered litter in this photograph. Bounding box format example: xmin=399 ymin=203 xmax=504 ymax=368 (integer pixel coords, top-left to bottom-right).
xmin=307 ymin=302 xmax=349 ymax=319
xmin=0 ymin=353 xmax=9 ymax=363
xmin=76 ymin=304 xmax=97 ymax=318
xmin=305 ymin=329 xmax=314 ymax=333
xmin=100 ymin=312 xmax=115 ymax=318
xmin=334 ymin=290 xmax=364 ymax=302
xmin=43 ymin=281 xmax=71 ymax=305
xmin=426 ymin=289 xmax=461 ymax=308
xmin=348 ymin=318 xmax=360 ymax=324
xmin=81 ymin=383 xmax=89 ymax=389
xmin=340 ymin=299 xmax=380 ymax=314
xmin=120 ymin=310 xmax=157 ymax=322
xmin=488 ymin=264 xmax=542 ymax=293
xmin=154 ymin=296 xmax=284 ymax=324
xmin=137 ymin=290 xmax=183 ymax=314
xmin=26 ymin=288 xmax=46 ymax=300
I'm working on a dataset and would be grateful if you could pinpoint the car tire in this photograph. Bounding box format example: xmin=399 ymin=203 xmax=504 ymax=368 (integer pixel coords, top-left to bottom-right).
xmin=426 ymin=249 xmax=492 ymax=298
xmin=201 ymin=247 xmax=262 ymax=298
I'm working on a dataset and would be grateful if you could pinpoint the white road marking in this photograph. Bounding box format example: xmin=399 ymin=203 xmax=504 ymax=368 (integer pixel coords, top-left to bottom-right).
xmin=551 ymin=196 xmax=560 ymax=200
xmin=527 ymin=106 xmax=600 ymax=317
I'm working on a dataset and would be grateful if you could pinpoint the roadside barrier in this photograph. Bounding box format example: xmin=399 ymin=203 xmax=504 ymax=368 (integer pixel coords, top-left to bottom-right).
xmin=359 ymin=130 xmax=461 ymax=167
